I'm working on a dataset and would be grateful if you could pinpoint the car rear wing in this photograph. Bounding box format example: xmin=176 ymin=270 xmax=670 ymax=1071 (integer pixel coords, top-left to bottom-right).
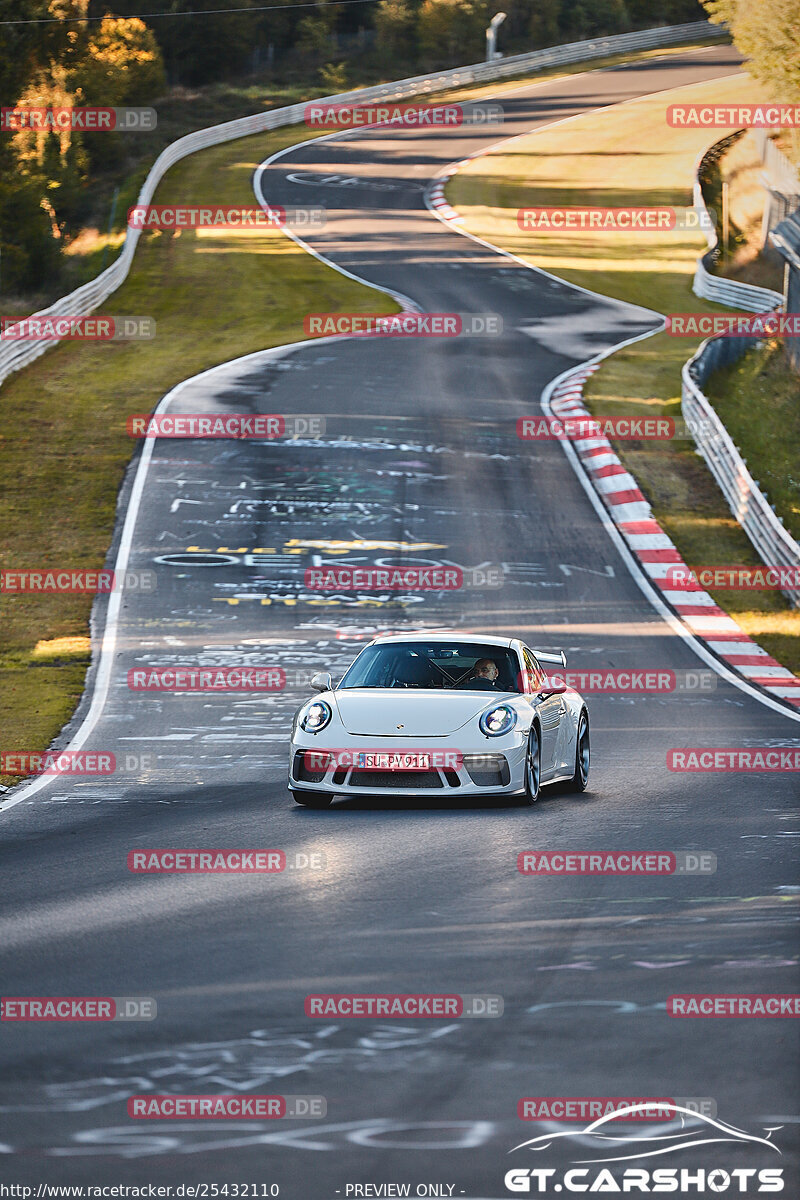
xmin=532 ymin=649 xmax=567 ymax=668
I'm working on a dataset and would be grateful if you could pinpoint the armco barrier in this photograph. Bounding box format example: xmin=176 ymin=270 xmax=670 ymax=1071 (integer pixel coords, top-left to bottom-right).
xmin=682 ymin=336 xmax=800 ymax=606
xmin=692 ymin=138 xmax=784 ymax=311
xmin=686 ymin=134 xmax=796 ymax=605
xmin=0 ymin=20 xmax=725 ymax=390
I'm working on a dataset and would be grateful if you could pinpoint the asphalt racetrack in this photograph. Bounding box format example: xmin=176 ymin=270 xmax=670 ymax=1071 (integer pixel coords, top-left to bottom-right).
xmin=1 ymin=43 xmax=798 ymax=1195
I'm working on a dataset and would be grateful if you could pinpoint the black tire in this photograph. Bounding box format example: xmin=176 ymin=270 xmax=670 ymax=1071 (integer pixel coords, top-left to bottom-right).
xmin=520 ymin=725 xmax=541 ymax=805
xmin=570 ymin=710 xmax=590 ymax=792
xmin=290 ymin=789 xmax=333 ymax=808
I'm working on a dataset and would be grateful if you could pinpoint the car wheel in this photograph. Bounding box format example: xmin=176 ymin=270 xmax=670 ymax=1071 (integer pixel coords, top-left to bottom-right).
xmin=521 ymin=726 xmax=541 ymax=805
xmin=570 ymin=710 xmax=590 ymax=792
xmin=291 ymin=789 xmax=333 ymax=808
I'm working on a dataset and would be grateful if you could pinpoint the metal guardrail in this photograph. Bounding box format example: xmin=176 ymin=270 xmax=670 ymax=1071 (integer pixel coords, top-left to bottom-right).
xmin=692 ymin=141 xmax=784 ymax=311
xmin=684 ymin=133 xmax=797 ymax=605
xmin=753 ymin=128 xmax=800 ymax=197
xmin=0 ymin=19 xmax=725 ymax=389
xmin=682 ymin=336 xmax=800 ymax=606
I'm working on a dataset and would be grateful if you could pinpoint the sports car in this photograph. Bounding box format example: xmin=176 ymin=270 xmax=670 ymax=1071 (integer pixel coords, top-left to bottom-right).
xmin=288 ymin=633 xmax=589 ymax=807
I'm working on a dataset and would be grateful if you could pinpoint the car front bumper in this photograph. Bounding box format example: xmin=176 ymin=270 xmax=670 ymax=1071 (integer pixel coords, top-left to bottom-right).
xmin=288 ymin=732 xmax=529 ymax=797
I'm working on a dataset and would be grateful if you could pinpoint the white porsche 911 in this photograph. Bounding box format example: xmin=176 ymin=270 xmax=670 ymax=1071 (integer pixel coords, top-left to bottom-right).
xmin=288 ymin=633 xmax=589 ymax=807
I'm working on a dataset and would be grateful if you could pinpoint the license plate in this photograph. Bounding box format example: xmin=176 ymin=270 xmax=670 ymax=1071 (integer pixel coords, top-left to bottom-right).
xmin=356 ymin=752 xmax=430 ymax=771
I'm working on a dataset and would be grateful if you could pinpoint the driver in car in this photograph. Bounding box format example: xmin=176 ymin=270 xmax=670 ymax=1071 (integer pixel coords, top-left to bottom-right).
xmin=460 ymin=657 xmax=500 ymax=690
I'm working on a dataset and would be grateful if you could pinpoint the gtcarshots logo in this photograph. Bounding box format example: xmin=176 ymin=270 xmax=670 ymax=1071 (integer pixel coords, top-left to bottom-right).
xmin=504 ymin=1168 xmax=784 ymax=1193
xmin=505 ymin=1104 xmax=784 ymax=1193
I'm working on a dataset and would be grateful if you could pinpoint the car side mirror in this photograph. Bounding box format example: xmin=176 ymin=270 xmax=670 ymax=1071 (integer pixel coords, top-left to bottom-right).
xmin=310 ymin=671 xmax=333 ymax=693
xmin=538 ymin=683 xmax=567 ymax=697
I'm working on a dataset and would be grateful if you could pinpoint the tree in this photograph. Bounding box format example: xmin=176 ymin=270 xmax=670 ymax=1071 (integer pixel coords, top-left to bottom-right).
xmin=71 ymin=16 xmax=166 ymax=106
xmin=702 ymin=0 xmax=800 ymax=99
xmin=528 ymin=0 xmax=560 ymax=47
xmin=417 ymin=0 xmax=488 ymax=67
xmin=374 ymin=0 xmax=417 ymax=62
xmin=153 ymin=0 xmax=257 ymax=84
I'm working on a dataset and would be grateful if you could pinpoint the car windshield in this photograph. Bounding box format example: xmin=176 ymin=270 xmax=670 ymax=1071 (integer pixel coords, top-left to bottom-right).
xmin=338 ymin=642 xmax=522 ymax=692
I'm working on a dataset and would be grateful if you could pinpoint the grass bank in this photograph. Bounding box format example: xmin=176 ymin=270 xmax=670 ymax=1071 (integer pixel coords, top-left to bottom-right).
xmin=446 ymin=72 xmax=800 ymax=675
xmin=0 ymin=123 xmax=397 ymax=784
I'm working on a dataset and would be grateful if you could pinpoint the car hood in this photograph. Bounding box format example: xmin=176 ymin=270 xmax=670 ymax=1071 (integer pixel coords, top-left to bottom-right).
xmin=333 ymin=689 xmax=512 ymax=737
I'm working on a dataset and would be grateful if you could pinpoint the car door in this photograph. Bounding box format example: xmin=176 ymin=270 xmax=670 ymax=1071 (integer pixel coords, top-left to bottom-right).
xmin=522 ymin=648 xmax=563 ymax=776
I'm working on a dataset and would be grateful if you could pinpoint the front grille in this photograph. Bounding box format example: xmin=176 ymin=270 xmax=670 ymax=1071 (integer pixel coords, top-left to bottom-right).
xmin=463 ymin=754 xmax=510 ymax=786
xmin=348 ymin=770 xmax=444 ymax=789
xmin=293 ymin=751 xmax=328 ymax=784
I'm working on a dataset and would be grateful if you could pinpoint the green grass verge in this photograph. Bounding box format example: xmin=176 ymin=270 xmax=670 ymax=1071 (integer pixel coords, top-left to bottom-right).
xmin=0 ymin=123 xmax=398 ymax=784
xmin=703 ymin=339 xmax=800 ymax=543
xmin=447 ymin=72 xmax=800 ymax=677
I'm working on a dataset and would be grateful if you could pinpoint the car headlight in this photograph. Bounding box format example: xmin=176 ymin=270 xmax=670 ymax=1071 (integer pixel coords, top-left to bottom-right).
xmin=479 ymin=704 xmax=516 ymax=737
xmin=300 ymin=699 xmax=332 ymax=733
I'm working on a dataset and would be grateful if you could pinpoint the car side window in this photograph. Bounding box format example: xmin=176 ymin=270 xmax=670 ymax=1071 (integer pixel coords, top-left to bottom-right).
xmin=522 ymin=648 xmax=544 ymax=694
